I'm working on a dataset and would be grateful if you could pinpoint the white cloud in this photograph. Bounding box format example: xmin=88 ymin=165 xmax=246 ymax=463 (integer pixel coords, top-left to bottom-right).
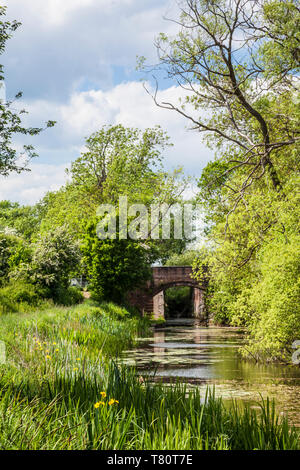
xmin=2 ymin=0 xmax=180 ymax=100
xmin=0 ymin=164 xmax=70 ymax=205
xmin=2 ymin=81 xmax=213 ymax=204
xmin=23 ymin=81 xmax=213 ymax=168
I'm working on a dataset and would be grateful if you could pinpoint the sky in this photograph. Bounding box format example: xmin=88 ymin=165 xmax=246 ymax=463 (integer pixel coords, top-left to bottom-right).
xmin=1 ymin=0 xmax=214 ymax=205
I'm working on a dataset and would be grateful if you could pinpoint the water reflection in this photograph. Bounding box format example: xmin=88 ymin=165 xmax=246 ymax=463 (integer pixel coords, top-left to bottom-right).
xmin=121 ymin=321 xmax=300 ymax=426
xmin=153 ymin=331 xmax=166 ymax=354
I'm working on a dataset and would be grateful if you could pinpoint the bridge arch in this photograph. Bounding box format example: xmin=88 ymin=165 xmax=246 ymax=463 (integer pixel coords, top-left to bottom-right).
xmin=152 ymin=280 xmax=198 ymax=297
xmin=127 ymin=266 xmax=206 ymax=321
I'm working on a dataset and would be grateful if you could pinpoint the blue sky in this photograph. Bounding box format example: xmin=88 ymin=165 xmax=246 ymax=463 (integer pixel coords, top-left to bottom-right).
xmin=1 ymin=0 xmax=213 ymax=204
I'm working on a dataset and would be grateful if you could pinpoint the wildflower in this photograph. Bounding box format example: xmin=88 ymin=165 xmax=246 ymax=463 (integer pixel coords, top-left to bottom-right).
xmin=56 ymin=349 xmax=59 ymax=352
xmin=73 ymin=368 xmax=78 ymax=372
xmin=76 ymin=358 xmax=80 ymax=361
xmin=94 ymin=401 xmax=105 ymax=409
xmin=53 ymin=342 xmax=57 ymax=345
xmin=100 ymin=391 xmax=106 ymax=398
xmin=46 ymin=355 xmax=51 ymax=360
xmin=108 ymin=399 xmax=119 ymax=406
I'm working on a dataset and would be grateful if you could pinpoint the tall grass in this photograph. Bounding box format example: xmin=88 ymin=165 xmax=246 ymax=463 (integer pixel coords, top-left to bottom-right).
xmin=0 ymin=301 xmax=298 ymax=450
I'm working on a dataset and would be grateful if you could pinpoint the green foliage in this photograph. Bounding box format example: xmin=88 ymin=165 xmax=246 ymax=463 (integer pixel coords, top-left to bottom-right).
xmin=146 ymin=0 xmax=299 ymax=360
xmin=0 ymin=232 xmax=30 ymax=285
xmin=165 ymin=286 xmax=192 ymax=318
xmin=52 ymin=286 xmax=84 ymax=306
xmin=165 ymin=249 xmax=198 ymax=266
xmin=0 ymin=200 xmax=42 ymax=240
xmin=260 ymin=0 xmax=300 ymax=78
xmin=82 ymin=218 xmax=151 ymax=303
xmin=97 ymin=301 xmax=130 ymax=320
xmin=67 ymin=124 xmax=173 ymax=205
xmin=194 ymin=173 xmax=300 ymax=354
xmin=13 ymin=226 xmax=81 ymax=296
xmin=140 ymin=0 xmax=299 ymax=195
xmin=0 ymin=280 xmax=48 ymax=305
xmin=0 ymin=303 xmax=297 ymax=450
xmin=39 ymin=124 xmax=190 ymax=264
xmin=244 ymin=233 xmax=300 ymax=361
xmin=0 ymin=281 xmax=50 ymax=314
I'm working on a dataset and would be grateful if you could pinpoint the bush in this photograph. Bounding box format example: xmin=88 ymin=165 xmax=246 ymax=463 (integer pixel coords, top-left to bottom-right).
xmin=165 ymin=286 xmax=192 ymax=318
xmin=0 ymin=233 xmax=31 ymax=286
xmin=53 ymin=286 xmax=84 ymax=306
xmin=0 ymin=282 xmax=83 ymax=313
xmin=0 ymin=291 xmax=18 ymax=314
xmin=14 ymin=227 xmax=81 ymax=295
xmin=0 ymin=281 xmax=48 ymax=306
xmin=100 ymin=302 xmax=130 ymax=320
xmin=244 ymin=233 xmax=300 ymax=361
xmin=0 ymin=281 xmax=52 ymax=314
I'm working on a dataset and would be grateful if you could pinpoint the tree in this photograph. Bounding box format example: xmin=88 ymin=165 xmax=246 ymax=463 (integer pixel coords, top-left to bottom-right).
xmin=0 ymin=6 xmax=55 ymax=176
xmin=0 ymin=200 xmax=42 ymax=240
xmin=40 ymin=124 xmax=191 ymax=259
xmin=140 ymin=0 xmax=299 ymax=202
xmin=14 ymin=227 xmax=81 ymax=296
xmin=67 ymin=124 xmax=175 ymax=206
xmin=165 ymin=249 xmax=199 ymax=266
xmin=82 ymin=217 xmax=152 ymax=303
xmin=0 ymin=232 xmax=30 ymax=286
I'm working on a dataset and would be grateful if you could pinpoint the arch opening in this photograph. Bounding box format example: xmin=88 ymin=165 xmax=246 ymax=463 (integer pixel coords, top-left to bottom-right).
xmin=164 ymin=286 xmax=193 ymax=319
xmin=152 ymin=284 xmax=206 ymax=321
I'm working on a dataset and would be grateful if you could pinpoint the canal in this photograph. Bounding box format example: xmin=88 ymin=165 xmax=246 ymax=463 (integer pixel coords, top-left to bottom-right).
xmin=121 ymin=320 xmax=300 ymax=426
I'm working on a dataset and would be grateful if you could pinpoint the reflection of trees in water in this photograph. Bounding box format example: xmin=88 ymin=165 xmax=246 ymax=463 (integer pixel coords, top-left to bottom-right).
xmin=193 ymin=327 xmax=204 ymax=344
xmin=153 ymin=330 xmax=165 ymax=354
xmin=164 ymin=286 xmax=193 ymax=318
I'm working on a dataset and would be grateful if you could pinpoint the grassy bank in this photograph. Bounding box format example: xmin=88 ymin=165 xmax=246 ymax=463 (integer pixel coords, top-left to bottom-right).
xmin=0 ymin=301 xmax=298 ymax=450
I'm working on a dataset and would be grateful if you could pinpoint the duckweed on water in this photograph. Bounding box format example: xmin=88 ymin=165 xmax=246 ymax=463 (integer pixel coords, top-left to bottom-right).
xmin=0 ymin=301 xmax=298 ymax=450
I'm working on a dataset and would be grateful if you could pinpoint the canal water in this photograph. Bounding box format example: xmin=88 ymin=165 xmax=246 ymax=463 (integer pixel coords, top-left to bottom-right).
xmin=121 ymin=320 xmax=300 ymax=426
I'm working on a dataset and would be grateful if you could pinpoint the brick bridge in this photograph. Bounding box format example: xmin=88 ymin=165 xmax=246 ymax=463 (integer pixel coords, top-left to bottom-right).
xmin=127 ymin=266 xmax=206 ymax=319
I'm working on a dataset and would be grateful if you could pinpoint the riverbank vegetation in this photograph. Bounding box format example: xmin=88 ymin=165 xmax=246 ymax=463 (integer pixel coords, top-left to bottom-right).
xmin=0 ymin=301 xmax=298 ymax=450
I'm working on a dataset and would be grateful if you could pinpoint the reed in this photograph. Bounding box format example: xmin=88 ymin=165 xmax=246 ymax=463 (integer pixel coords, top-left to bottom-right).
xmin=0 ymin=302 xmax=298 ymax=450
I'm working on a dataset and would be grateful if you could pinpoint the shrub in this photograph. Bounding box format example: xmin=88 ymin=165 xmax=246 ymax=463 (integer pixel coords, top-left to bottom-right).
xmin=14 ymin=227 xmax=81 ymax=294
xmin=53 ymin=286 xmax=84 ymax=306
xmin=100 ymin=302 xmax=130 ymax=320
xmin=0 ymin=281 xmax=48 ymax=306
xmin=0 ymin=233 xmax=31 ymax=286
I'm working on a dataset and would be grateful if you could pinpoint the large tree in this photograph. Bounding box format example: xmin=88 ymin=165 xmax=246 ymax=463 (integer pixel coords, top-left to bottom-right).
xmin=40 ymin=124 xmax=191 ymax=255
xmin=0 ymin=6 xmax=55 ymax=176
xmin=140 ymin=0 xmax=299 ymax=203
xmin=66 ymin=124 xmax=176 ymax=206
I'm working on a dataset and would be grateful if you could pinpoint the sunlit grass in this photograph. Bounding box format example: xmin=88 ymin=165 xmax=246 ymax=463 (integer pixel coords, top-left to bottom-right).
xmin=0 ymin=301 xmax=298 ymax=450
